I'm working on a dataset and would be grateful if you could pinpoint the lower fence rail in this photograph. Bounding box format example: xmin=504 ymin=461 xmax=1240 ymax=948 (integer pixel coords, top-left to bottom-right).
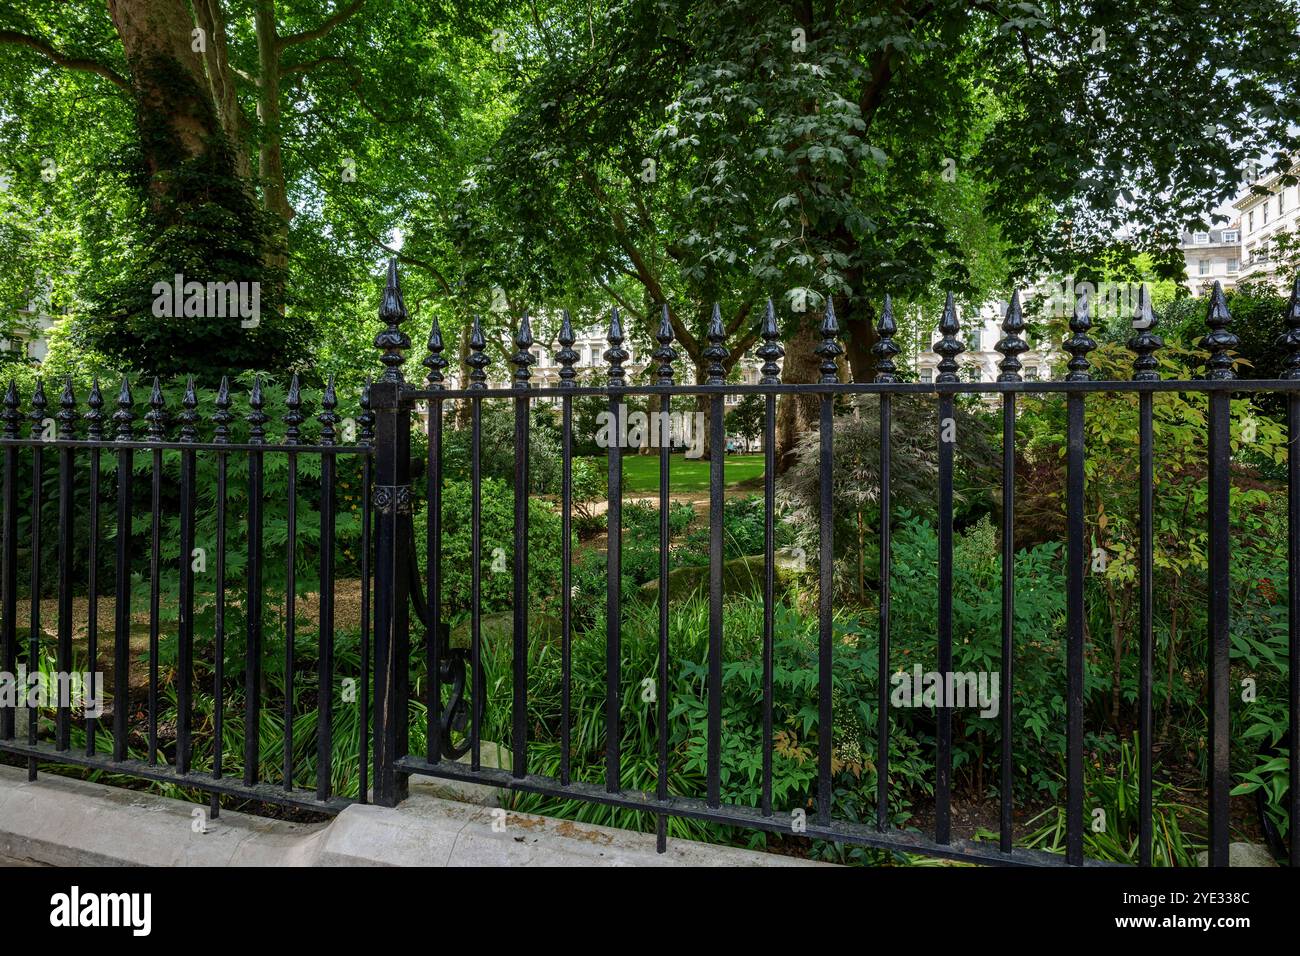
xmin=395 ymin=755 xmax=1119 ymax=867
xmin=1 ymin=739 xmax=351 ymax=814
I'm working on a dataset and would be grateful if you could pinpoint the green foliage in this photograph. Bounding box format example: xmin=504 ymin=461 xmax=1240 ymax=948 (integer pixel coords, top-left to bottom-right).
xmin=866 ymin=512 xmax=1072 ymax=799
xmin=779 ymin=394 xmax=999 ymax=596
xmin=1020 ymin=736 xmax=1206 ymax=867
xmin=412 ymin=477 xmax=566 ymax=620
xmin=1160 ymin=282 xmax=1293 ymax=418
xmin=469 ymin=590 xmax=931 ymax=845
xmin=724 ymin=394 xmax=765 ymax=445
xmin=678 ymin=494 xmax=789 ymax=565
xmin=439 ymin=401 xmax=563 ymax=494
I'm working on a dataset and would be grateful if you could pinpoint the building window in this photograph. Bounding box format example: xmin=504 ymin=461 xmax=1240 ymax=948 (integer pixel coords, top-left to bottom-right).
xmin=1249 ymin=211 xmax=1256 ymax=232
xmin=1223 ymin=230 xmax=1239 ymax=242
xmin=1192 ymin=231 xmax=1210 ymax=244
xmin=1024 ymin=366 xmax=1040 ymax=381
xmin=965 ymin=329 xmax=980 ymax=351
xmin=919 ymin=368 xmax=933 ymax=384
xmin=1228 ymin=258 xmax=1239 ymax=273
xmin=1280 ymin=193 xmax=1287 ymax=214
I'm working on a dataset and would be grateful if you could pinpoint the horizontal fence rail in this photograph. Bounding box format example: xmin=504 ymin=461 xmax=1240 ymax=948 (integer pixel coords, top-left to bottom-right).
xmin=375 ymin=262 xmax=1300 ymax=868
xmin=0 ymin=372 xmax=375 ymax=816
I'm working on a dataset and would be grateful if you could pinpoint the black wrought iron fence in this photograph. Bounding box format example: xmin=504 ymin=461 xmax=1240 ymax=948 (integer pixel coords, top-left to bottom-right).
xmin=2 ymin=258 xmax=1298 ymax=869
xmin=379 ymin=261 xmax=1299 ymax=868
xmin=0 ymin=372 xmax=374 ymax=815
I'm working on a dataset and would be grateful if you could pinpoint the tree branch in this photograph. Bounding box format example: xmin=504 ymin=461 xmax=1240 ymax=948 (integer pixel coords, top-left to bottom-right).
xmin=0 ymin=30 xmax=129 ymax=91
xmin=277 ymin=0 xmax=367 ymax=50
xmin=282 ymin=54 xmax=409 ymax=124
xmin=372 ymin=241 xmax=454 ymax=297
xmin=596 ymin=278 xmax=643 ymax=324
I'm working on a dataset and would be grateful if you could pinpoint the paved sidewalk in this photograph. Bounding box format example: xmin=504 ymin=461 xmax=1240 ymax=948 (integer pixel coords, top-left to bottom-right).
xmin=0 ymin=765 xmax=825 ymax=867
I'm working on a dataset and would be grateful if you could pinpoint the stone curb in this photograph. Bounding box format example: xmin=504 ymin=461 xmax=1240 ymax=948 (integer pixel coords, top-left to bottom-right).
xmin=0 ymin=765 xmax=826 ymax=867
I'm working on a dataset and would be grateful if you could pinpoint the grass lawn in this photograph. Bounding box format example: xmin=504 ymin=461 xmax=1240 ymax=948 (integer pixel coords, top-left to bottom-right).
xmin=582 ymin=453 xmax=765 ymax=494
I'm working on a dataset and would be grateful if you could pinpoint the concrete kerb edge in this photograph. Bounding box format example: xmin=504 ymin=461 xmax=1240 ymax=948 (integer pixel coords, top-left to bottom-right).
xmin=0 ymin=765 xmax=827 ymax=867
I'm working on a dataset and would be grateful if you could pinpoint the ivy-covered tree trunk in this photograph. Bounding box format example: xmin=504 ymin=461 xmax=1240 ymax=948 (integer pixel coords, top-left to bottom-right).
xmin=83 ymin=0 xmax=298 ymax=382
xmin=107 ymin=0 xmax=239 ymax=216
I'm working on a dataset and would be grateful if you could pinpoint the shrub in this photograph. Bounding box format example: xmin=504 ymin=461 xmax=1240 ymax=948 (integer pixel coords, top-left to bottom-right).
xmin=858 ymin=511 xmax=1073 ymax=800
xmin=439 ymin=401 xmax=563 ymax=494
xmin=411 ymin=477 xmax=567 ymax=619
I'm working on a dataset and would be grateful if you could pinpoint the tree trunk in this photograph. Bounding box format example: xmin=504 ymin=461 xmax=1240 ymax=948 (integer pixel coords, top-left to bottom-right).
xmin=775 ymin=315 xmax=823 ymax=471
xmin=107 ymin=0 xmax=229 ymax=217
xmin=841 ymin=295 xmax=879 ymax=384
xmin=693 ymin=360 xmax=714 ymax=460
xmin=255 ymin=0 xmax=293 ymax=271
xmin=454 ymin=322 xmax=472 ymax=428
xmin=192 ymin=0 xmax=249 ymax=175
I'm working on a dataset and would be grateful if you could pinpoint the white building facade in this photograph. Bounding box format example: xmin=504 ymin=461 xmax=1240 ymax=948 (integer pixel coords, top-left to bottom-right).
xmin=913 ymin=298 xmax=1058 ymax=385
xmin=1181 ymin=225 xmax=1242 ymax=297
xmin=1233 ymin=165 xmax=1300 ymax=289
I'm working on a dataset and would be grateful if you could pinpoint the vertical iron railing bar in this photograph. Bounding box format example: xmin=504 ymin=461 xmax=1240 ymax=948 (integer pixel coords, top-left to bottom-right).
xmin=1203 ymin=282 xmax=1235 ymax=866
xmin=873 ymin=297 xmax=899 ymax=832
xmin=606 ymin=309 xmax=628 ymax=794
xmin=1063 ymin=290 xmax=1095 ymax=866
xmin=55 ymin=377 xmax=76 ymax=752
xmin=245 ymin=376 xmax=267 ymax=786
xmin=933 ymin=296 xmax=961 ymax=844
xmin=177 ymin=378 xmax=198 ymax=776
xmin=706 ymin=391 xmax=723 ymax=807
xmin=1000 ymin=385 xmax=1016 ymax=851
xmin=1129 ymin=285 xmax=1161 ymax=867
xmin=426 ymin=399 xmax=439 ymax=764
xmin=815 ymin=304 xmax=841 ymax=824
xmin=112 ymin=378 xmax=132 ymax=765
xmin=146 ymin=378 xmax=164 ymax=767
xmin=423 ymin=318 xmax=447 ymax=767
xmin=935 ymin=391 xmax=954 ymax=843
xmin=1285 ymin=277 xmax=1300 ymax=869
xmin=283 ymin=376 xmax=301 ymax=790
xmin=28 ymin=379 xmax=46 ymax=780
xmin=0 ymin=383 xmax=19 ymax=744
xmin=557 ymin=311 xmax=577 ymax=787
xmin=318 ymin=377 xmax=339 ymax=802
xmin=371 ymin=260 xmax=413 ymax=807
xmin=470 ymin=392 xmax=483 ymax=772
xmin=467 ymin=313 xmax=488 ymax=774
xmin=995 ymin=292 xmax=1026 ymax=854
xmin=653 ymin=305 xmax=677 ymax=850
xmin=359 ymin=378 xmax=374 ymax=802
xmin=512 ymin=313 xmax=533 ymax=779
xmin=212 ymin=376 xmax=232 ymax=819
xmin=1138 ymin=385 xmax=1155 ymax=866
xmin=85 ymin=380 xmax=104 ymax=755
xmin=704 ymin=305 xmax=728 ymax=809
xmin=1291 ymin=396 xmax=1300 ymax=868
xmin=758 ymin=300 xmax=782 ymax=819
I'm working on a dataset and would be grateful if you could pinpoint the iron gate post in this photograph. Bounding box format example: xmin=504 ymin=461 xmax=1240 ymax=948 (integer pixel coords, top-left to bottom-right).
xmin=371 ymin=378 xmax=412 ymax=807
xmin=372 ymin=259 xmax=413 ymax=807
